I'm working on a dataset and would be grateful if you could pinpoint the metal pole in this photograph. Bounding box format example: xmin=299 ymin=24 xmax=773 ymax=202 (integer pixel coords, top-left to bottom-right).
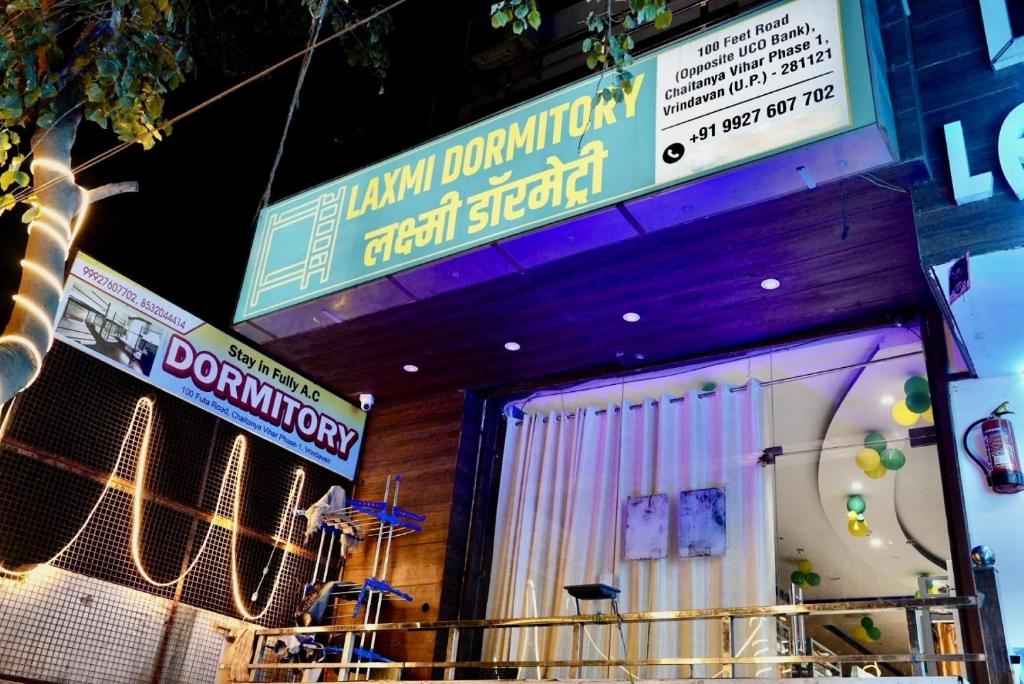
xmin=722 ymin=616 xmax=734 ymax=678
xmin=365 ymin=475 xmax=401 ymax=675
xmin=312 ymin=528 xmax=325 ymax=581
xmin=906 ymin=607 xmax=927 ymax=677
xmin=321 ymin=530 xmax=335 ymax=583
xmin=338 ymin=631 xmax=355 ymax=682
xmin=356 ymin=474 xmax=391 ymax=680
xmin=444 ymin=627 xmax=460 ymax=681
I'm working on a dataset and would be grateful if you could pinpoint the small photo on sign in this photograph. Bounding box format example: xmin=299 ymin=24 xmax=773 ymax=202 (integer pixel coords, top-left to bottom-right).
xmin=624 ymin=493 xmax=669 ymax=561
xmin=678 ymin=488 xmax=726 ymax=558
xmin=56 ymin=283 xmax=166 ymax=377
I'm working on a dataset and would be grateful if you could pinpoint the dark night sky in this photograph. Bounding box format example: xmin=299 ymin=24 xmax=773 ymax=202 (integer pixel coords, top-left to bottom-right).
xmin=2 ymin=0 xmax=524 ymax=330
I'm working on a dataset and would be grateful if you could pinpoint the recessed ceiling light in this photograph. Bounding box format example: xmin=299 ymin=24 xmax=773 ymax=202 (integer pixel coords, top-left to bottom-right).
xmin=403 ymin=364 xmax=419 ymax=373
xmin=623 ymin=312 xmax=641 ymax=323
xmin=870 ymin=538 xmax=884 ymax=548
xmin=760 ymin=278 xmax=781 ymax=290
xmin=504 ymin=341 xmax=521 ymax=351
xmin=881 ymin=394 xmax=896 ymax=406
xmin=850 ymin=482 xmax=863 ymax=492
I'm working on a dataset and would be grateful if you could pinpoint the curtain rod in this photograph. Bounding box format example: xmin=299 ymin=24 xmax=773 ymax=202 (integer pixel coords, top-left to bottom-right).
xmin=517 ymin=350 xmax=924 ymax=422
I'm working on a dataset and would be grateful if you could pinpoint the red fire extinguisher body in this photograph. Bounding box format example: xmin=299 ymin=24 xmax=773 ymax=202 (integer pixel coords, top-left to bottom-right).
xmin=977 ymin=418 xmax=1024 ymax=493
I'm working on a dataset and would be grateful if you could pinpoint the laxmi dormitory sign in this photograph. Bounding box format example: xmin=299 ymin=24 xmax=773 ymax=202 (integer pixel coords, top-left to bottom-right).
xmin=55 ymin=253 xmax=366 ymax=480
xmin=236 ymin=0 xmax=878 ymax=322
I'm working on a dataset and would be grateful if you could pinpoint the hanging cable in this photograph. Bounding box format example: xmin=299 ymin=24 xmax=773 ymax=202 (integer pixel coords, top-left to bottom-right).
xmin=13 ymin=0 xmax=409 ymax=204
xmin=252 ymin=0 xmax=330 ymax=229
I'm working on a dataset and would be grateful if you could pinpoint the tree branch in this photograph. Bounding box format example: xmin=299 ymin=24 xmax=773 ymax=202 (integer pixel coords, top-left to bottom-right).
xmin=87 ymin=180 xmax=139 ymax=202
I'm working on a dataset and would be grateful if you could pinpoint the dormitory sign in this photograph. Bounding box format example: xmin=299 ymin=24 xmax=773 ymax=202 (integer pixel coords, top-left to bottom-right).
xmin=54 ymin=253 xmax=366 ymax=480
xmin=235 ymin=0 xmax=877 ymax=322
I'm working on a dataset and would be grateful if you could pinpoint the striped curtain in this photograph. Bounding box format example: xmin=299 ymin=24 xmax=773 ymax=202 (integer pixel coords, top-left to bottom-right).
xmin=485 ymin=383 xmax=776 ymax=679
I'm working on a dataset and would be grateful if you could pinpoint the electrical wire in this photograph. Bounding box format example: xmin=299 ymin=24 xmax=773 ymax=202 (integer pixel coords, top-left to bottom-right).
xmin=13 ymin=0 xmax=410 ymax=204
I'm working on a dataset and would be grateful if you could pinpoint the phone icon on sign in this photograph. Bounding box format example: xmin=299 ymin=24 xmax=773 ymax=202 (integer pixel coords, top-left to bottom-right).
xmin=662 ymin=143 xmax=686 ymax=164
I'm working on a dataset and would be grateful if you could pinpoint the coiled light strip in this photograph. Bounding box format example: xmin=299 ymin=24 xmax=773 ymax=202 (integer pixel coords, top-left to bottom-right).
xmin=19 ymin=260 xmax=63 ymax=297
xmin=37 ymin=206 xmax=72 ymax=242
xmin=130 ymin=428 xmax=241 ymax=588
xmin=2 ymin=396 xmax=307 ymax=624
xmin=72 ymin=186 xmax=90 ymax=243
xmin=0 ymin=397 xmax=151 ymax=576
xmin=12 ymin=295 xmax=55 ymax=350
xmin=25 ymin=221 xmax=69 ymax=259
xmin=228 ymin=434 xmax=306 ymax=621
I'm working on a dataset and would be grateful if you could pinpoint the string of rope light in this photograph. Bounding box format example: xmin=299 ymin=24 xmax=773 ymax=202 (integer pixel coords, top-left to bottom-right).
xmin=0 ymin=395 xmax=307 ymax=623
xmin=229 ymin=435 xmax=307 ymax=621
xmin=12 ymin=0 xmax=409 ymax=205
xmin=0 ymin=396 xmax=149 ymax=577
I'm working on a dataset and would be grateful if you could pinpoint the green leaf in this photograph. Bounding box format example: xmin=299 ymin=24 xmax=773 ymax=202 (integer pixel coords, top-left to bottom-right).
xmin=586 ymin=53 xmax=598 ymax=69
xmin=85 ymin=82 xmax=105 ymax=102
xmin=85 ymin=106 xmax=108 ymax=129
xmin=0 ymin=92 xmax=22 ymax=120
xmin=37 ymin=109 xmax=57 ymax=128
xmin=491 ymin=10 xmax=505 ymax=28
xmin=582 ymin=37 xmax=593 ymax=53
xmin=0 ymin=169 xmax=17 ymax=191
xmin=655 ymin=9 xmax=673 ymax=29
xmin=514 ymin=3 xmax=529 ymax=19
xmin=527 ymin=9 xmax=541 ymax=29
xmin=0 ymin=193 xmax=14 ymax=215
xmin=21 ymin=204 xmax=40 ymax=223
xmin=512 ymin=18 xmax=524 ymax=34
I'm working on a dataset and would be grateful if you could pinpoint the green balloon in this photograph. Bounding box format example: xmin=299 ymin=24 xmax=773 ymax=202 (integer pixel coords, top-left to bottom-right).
xmin=791 ymin=571 xmax=806 ymax=585
xmin=864 ymin=431 xmax=886 ymax=454
xmin=806 ymin=572 xmax=821 ymax=586
xmin=701 ymin=382 xmax=717 ymax=392
xmin=867 ymin=626 xmax=882 ymax=641
xmin=846 ymin=495 xmax=866 ymax=514
xmin=906 ymin=391 xmax=931 ymax=414
xmin=880 ymin=448 xmax=906 ymax=471
xmin=860 ymin=616 xmax=874 ymax=630
xmin=904 ymin=376 xmax=929 ymax=396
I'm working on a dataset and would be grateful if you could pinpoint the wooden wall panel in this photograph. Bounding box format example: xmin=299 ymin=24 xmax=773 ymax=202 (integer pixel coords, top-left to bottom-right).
xmin=332 ymin=390 xmax=467 ymax=676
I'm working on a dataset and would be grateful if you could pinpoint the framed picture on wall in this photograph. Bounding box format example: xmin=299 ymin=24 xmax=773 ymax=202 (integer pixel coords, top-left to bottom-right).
xmin=624 ymin=493 xmax=669 ymax=560
xmin=678 ymin=487 xmax=726 ymax=558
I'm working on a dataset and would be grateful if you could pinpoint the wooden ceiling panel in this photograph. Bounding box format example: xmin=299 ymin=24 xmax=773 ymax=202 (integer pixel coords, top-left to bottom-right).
xmin=260 ymin=180 xmax=927 ymax=402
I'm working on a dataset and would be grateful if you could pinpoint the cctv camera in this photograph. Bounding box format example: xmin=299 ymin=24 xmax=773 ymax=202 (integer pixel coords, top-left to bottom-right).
xmin=359 ymin=393 xmax=375 ymax=412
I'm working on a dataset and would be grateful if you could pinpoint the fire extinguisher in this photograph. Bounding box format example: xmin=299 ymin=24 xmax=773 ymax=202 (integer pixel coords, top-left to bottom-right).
xmin=963 ymin=401 xmax=1024 ymax=494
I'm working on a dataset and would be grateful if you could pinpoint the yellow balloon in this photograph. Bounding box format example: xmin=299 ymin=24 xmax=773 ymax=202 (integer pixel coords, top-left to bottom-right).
xmin=798 ymin=559 xmax=812 ymax=574
xmin=852 ymin=625 xmax=870 ymax=642
xmin=865 ymin=464 xmax=888 ymax=479
xmin=922 ymin=407 xmax=934 ymax=424
xmin=855 ymin=447 xmax=881 ymax=471
xmin=848 ymin=520 xmax=869 ymax=537
xmin=892 ymin=400 xmax=919 ymax=427
xmin=847 ymin=510 xmax=858 ymax=520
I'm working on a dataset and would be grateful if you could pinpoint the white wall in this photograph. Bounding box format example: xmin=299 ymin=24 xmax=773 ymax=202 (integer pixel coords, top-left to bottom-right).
xmin=949 ymin=373 xmax=1024 ymax=654
xmin=0 ymin=566 xmax=242 ymax=684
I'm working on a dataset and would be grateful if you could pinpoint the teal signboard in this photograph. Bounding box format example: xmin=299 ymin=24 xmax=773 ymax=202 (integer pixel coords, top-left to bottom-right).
xmin=236 ymin=0 xmax=876 ymax=322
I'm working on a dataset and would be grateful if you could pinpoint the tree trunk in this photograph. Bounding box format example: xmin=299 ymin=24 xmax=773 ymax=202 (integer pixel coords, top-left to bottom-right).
xmin=0 ymin=99 xmax=83 ymax=404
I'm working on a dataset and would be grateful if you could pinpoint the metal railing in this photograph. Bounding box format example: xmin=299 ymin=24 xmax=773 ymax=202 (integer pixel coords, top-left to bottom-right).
xmin=235 ymin=596 xmax=983 ymax=683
